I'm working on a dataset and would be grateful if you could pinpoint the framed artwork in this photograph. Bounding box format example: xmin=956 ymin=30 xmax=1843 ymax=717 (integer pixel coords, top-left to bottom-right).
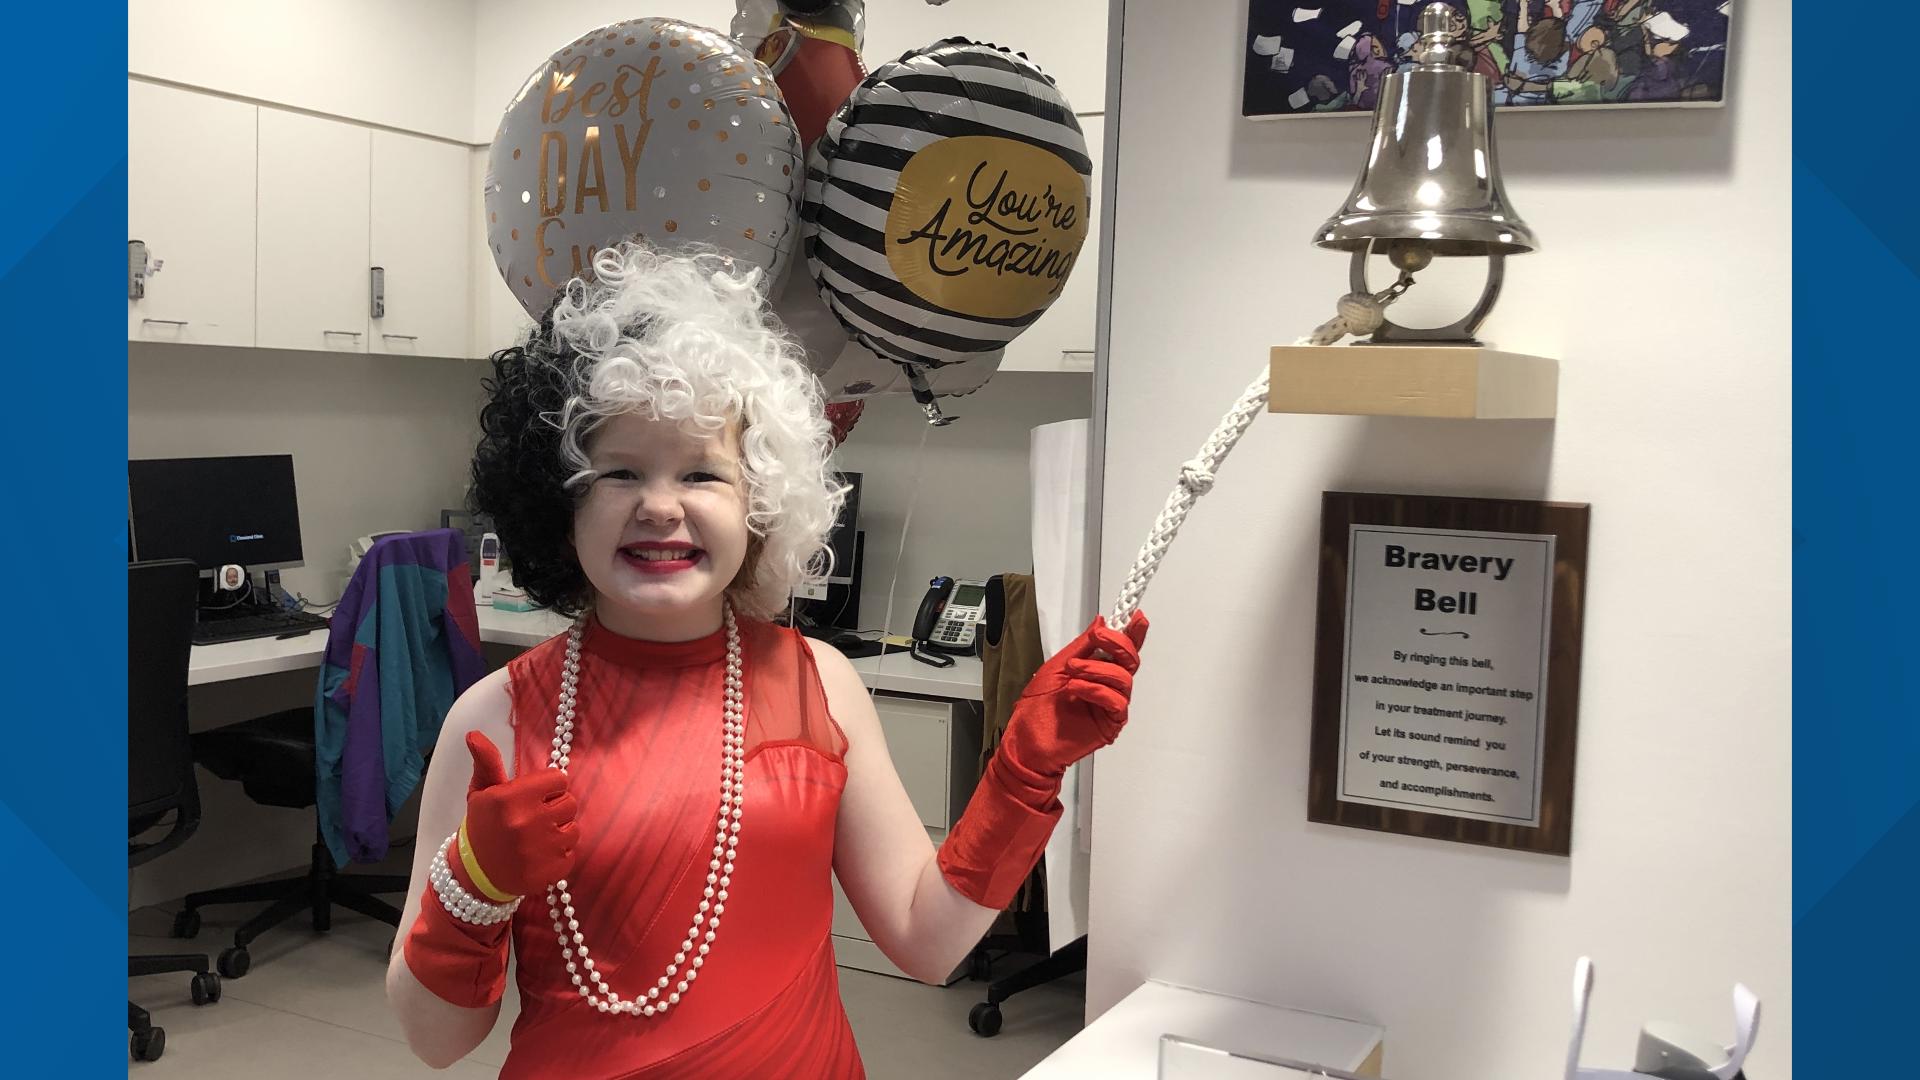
xmin=1244 ymin=0 xmax=1733 ymax=119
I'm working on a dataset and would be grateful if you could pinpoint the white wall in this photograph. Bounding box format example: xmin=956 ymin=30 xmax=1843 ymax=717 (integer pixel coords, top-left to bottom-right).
xmin=129 ymin=0 xmax=476 ymax=143
xmin=129 ymin=345 xmax=490 ymax=605
xmin=831 ymin=373 xmax=1095 ymax=635
xmin=1090 ymin=4 xmax=1790 ymax=1080
xmin=860 ymin=0 xmax=1109 ymax=115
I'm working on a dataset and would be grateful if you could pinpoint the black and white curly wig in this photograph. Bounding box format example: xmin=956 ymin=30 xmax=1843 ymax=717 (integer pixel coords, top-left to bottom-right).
xmin=471 ymin=243 xmax=845 ymax=620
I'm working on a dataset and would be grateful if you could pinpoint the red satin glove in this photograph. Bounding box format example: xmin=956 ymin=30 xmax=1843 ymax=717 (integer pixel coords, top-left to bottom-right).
xmin=459 ymin=732 xmax=580 ymax=900
xmin=402 ymin=734 xmax=579 ymax=1008
xmin=939 ymin=612 xmax=1149 ymax=910
xmin=996 ymin=612 xmax=1149 ymax=792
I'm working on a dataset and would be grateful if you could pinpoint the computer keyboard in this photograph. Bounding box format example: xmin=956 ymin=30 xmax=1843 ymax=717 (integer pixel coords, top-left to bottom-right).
xmin=192 ymin=609 xmax=332 ymax=646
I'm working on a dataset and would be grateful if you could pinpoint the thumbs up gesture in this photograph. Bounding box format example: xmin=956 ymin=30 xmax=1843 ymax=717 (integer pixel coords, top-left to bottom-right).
xmin=456 ymin=732 xmax=580 ymax=901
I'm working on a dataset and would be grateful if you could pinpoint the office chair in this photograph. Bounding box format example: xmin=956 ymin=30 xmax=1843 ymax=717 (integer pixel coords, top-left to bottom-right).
xmin=170 ymin=713 xmax=416 ymax=977
xmin=129 ymin=559 xmax=222 ymax=1062
xmin=172 ymin=531 xmax=477 ymax=977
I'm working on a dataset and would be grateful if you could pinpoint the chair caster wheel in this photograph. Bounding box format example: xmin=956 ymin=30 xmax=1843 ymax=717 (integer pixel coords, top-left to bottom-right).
xmin=190 ymin=971 xmax=222 ymax=1006
xmin=171 ymin=908 xmax=201 ymax=939
xmin=218 ymin=946 xmax=251 ymax=979
xmin=968 ymin=1001 xmax=1003 ymax=1037
xmin=131 ymin=1025 xmax=166 ymax=1062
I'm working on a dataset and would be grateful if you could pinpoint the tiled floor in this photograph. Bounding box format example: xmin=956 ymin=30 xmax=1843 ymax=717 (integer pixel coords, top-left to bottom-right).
xmin=128 ymin=902 xmax=1083 ymax=1078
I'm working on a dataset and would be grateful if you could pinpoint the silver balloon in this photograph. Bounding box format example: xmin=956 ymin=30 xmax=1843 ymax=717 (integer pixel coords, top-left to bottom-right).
xmin=485 ymin=18 xmax=804 ymax=319
xmin=813 ymin=339 xmax=996 ymax=403
xmin=770 ymin=260 xmax=853 ymax=376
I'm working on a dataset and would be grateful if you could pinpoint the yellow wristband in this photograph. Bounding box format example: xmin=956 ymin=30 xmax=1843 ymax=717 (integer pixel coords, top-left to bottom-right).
xmin=457 ymin=820 xmax=519 ymax=903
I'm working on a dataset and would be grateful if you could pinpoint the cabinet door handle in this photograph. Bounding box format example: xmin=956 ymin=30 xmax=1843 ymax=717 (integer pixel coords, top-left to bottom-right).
xmin=382 ymin=333 xmax=418 ymax=341
xmin=140 ymin=318 xmax=189 ymax=327
xmin=323 ymin=329 xmax=364 ymax=339
xmin=129 ymin=240 xmax=149 ymax=301
xmin=370 ymin=266 xmax=386 ymax=319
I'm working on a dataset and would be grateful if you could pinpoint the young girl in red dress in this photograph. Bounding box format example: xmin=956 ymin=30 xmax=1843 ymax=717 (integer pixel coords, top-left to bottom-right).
xmin=385 ymin=245 xmax=1148 ymax=1078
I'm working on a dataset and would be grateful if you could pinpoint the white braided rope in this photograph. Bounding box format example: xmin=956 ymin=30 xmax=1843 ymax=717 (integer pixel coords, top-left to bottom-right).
xmin=1105 ymin=294 xmax=1387 ymax=628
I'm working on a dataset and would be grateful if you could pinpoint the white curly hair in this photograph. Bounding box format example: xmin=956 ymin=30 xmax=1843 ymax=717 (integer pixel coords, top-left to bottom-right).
xmin=546 ymin=242 xmax=846 ymax=620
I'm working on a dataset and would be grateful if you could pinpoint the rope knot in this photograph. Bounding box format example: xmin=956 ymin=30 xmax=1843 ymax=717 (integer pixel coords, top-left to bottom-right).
xmin=1336 ymin=293 xmax=1386 ymax=335
xmin=1179 ymin=459 xmax=1217 ymax=496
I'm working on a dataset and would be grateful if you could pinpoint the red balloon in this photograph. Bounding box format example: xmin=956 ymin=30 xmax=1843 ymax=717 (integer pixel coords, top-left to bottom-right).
xmin=824 ymin=399 xmax=866 ymax=445
xmin=745 ymin=9 xmax=866 ymax=150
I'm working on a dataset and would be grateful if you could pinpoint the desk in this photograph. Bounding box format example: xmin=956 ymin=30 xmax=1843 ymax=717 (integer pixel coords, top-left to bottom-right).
xmin=1021 ymin=980 xmax=1385 ymax=1079
xmin=847 ymin=648 xmax=982 ymax=701
xmin=187 ymin=606 xmax=574 ymax=687
xmin=190 ymin=608 xmax=985 ymax=702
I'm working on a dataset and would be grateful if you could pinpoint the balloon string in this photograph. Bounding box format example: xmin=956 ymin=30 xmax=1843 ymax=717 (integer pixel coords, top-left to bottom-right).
xmin=870 ymin=418 xmax=935 ymax=693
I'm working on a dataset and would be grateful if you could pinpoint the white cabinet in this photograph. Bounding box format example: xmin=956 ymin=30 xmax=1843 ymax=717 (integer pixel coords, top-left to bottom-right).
xmin=256 ymin=108 xmax=371 ymax=353
xmin=831 ymin=692 xmax=982 ymax=983
xmin=128 ymin=81 xmax=258 ymax=348
xmin=370 ymin=131 xmax=472 ymax=358
xmin=999 ymin=113 xmax=1103 ymax=374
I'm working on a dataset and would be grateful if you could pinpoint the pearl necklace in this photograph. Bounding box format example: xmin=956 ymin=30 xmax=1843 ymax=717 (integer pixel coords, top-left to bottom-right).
xmin=546 ymin=605 xmax=744 ymax=1018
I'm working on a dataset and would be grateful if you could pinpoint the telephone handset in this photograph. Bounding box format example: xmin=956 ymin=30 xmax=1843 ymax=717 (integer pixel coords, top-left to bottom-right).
xmin=910 ymin=576 xmax=988 ymax=668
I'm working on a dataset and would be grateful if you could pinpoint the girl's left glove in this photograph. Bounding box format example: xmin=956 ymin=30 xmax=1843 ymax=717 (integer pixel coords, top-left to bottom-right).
xmin=938 ymin=611 xmax=1149 ymax=910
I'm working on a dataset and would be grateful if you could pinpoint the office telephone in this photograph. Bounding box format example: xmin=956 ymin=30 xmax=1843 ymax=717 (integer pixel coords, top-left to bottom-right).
xmin=911 ymin=576 xmax=988 ymax=667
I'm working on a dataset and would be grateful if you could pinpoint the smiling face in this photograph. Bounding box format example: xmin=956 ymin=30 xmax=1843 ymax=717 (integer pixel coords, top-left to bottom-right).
xmin=571 ymin=410 xmax=752 ymax=640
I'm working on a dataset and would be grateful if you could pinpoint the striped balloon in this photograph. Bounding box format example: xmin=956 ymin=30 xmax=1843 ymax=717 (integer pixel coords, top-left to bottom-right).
xmin=801 ymin=39 xmax=1091 ymax=393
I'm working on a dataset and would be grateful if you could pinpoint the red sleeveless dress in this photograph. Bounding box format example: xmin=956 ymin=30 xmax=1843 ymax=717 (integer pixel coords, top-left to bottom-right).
xmin=498 ymin=616 xmax=865 ymax=1079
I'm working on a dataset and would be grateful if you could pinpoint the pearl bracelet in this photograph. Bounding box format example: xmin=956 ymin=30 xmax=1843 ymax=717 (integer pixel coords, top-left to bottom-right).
xmin=429 ymin=832 xmax=521 ymax=926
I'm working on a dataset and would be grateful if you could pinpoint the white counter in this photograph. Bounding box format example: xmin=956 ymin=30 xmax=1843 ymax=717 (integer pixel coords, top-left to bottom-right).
xmin=846 ymin=648 xmax=983 ymax=701
xmin=189 ymin=607 xmax=983 ymax=703
xmin=1021 ymin=980 xmax=1384 ymax=1080
xmin=185 ymin=605 xmax=573 ymax=687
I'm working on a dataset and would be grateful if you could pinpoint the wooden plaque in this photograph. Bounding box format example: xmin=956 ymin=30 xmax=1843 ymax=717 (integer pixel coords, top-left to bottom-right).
xmin=1308 ymin=491 xmax=1589 ymax=856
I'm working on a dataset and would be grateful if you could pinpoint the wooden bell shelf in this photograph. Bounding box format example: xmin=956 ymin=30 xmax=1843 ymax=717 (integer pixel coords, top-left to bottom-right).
xmin=1268 ymin=344 xmax=1558 ymax=420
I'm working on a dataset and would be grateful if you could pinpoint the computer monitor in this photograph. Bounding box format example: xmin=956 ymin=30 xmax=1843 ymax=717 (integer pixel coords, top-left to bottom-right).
xmin=128 ymin=454 xmax=305 ymax=574
xmin=825 ymin=472 xmax=861 ymax=584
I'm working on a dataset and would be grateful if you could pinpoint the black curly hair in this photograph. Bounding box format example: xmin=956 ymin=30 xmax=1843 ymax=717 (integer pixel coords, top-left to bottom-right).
xmin=469 ymin=308 xmax=595 ymax=616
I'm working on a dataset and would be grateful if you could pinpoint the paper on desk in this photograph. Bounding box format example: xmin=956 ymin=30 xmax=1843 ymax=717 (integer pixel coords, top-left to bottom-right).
xmin=1288 ymin=87 xmax=1312 ymax=110
xmin=1338 ymin=19 xmax=1363 ymax=37
xmin=1251 ymin=33 xmax=1284 ymax=56
xmin=1332 ymin=36 xmax=1355 ymax=60
xmin=1565 ymin=957 xmax=1760 ymax=1080
xmin=1292 ymin=7 xmax=1320 ymax=22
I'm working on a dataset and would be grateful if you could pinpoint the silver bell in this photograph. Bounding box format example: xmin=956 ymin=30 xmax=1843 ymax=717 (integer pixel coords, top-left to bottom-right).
xmin=1314 ymin=3 xmax=1538 ymax=344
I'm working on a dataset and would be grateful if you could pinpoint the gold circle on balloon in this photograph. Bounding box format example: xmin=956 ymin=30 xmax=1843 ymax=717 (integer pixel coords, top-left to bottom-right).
xmin=665 ymin=220 xmax=678 ymax=233
xmin=735 ymin=153 xmax=748 ymax=165
xmin=698 ymin=179 xmax=711 ymax=191
xmin=744 ymin=228 xmax=755 ymax=240
xmin=512 ymin=148 xmax=520 ymax=160
xmin=669 ymin=98 xmax=681 ymax=109
xmin=510 ymin=228 xmax=519 ymax=241
xmin=689 ymin=119 xmax=700 ymax=130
